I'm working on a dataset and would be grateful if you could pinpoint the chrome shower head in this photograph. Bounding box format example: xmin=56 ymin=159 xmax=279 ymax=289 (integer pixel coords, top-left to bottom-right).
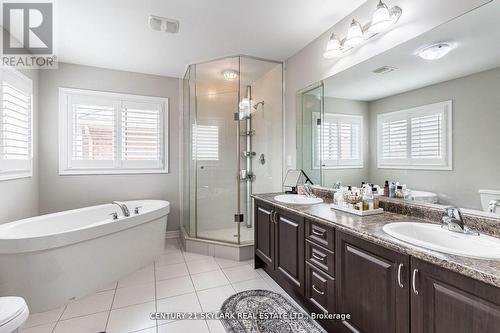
xmin=253 ymin=101 xmax=265 ymax=110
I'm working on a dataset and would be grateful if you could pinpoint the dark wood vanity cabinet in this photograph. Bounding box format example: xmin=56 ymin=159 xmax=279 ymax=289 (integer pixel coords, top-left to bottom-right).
xmin=336 ymin=231 xmax=410 ymax=333
xmin=410 ymin=258 xmax=500 ymax=333
xmin=255 ymin=202 xmax=275 ymax=267
xmin=254 ymin=201 xmax=305 ymax=296
xmin=254 ymin=198 xmax=500 ymax=333
xmin=275 ymin=208 xmax=305 ymax=292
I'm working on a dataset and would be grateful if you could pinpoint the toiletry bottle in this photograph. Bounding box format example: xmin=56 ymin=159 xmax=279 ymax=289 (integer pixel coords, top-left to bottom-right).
xmin=372 ymin=187 xmax=379 ymax=209
xmin=396 ymin=185 xmax=404 ymax=198
xmin=363 ymin=187 xmax=374 ymax=210
xmin=384 ymin=181 xmax=390 ymax=197
xmin=389 ymin=182 xmax=396 ymax=198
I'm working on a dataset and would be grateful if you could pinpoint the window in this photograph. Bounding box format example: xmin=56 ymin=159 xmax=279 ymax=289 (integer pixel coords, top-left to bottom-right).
xmin=313 ymin=113 xmax=363 ymax=169
xmin=59 ymin=88 xmax=168 ymax=174
xmin=377 ymin=101 xmax=452 ymax=170
xmin=0 ymin=68 xmax=33 ymax=181
xmin=192 ymin=124 xmax=219 ymax=161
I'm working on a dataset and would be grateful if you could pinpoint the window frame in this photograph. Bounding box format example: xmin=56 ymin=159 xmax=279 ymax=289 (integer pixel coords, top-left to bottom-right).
xmin=377 ymin=100 xmax=453 ymax=170
xmin=58 ymin=87 xmax=169 ymax=175
xmin=0 ymin=67 xmax=33 ymax=181
xmin=312 ymin=112 xmax=364 ymax=170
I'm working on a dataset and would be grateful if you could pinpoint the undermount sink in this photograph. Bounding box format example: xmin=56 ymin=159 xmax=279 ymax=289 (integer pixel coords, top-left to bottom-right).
xmin=383 ymin=222 xmax=500 ymax=259
xmin=274 ymin=194 xmax=323 ymax=205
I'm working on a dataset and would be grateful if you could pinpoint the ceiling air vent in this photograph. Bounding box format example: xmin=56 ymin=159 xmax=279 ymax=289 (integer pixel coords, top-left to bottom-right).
xmin=372 ymin=66 xmax=398 ymax=74
xmin=149 ymin=15 xmax=179 ymax=34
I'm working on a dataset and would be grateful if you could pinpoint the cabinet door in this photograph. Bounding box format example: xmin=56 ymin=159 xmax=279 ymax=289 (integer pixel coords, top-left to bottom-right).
xmin=336 ymin=231 xmax=410 ymax=333
xmin=275 ymin=208 xmax=304 ymax=293
xmin=254 ymin=201 xmax=274 ymax=268
xmin=411 ymin=258 xmax=500 ymax=333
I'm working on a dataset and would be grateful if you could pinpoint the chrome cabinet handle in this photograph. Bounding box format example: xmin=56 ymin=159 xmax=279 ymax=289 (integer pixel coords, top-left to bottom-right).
xmin=312 ymin=252 xmax=326 ymax=262
xmin=397 ymin=263 xmax=404 ymax=288
xmin=412 ymin=269 xmax=419 ymax=295
xmin=312 ymin=285 xmax=325 ymax=295
xmin=312 ymin=229 xmax=325 ymax=237
xmin=271 ymin=211 xmax=278 ymax=224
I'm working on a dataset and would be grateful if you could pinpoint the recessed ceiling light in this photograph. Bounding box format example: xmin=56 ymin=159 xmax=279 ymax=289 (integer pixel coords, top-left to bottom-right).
xmin=417 ymin=43 xmax=456 ymax=60
xmin=222 ymin=69 xmax=238 ymax=81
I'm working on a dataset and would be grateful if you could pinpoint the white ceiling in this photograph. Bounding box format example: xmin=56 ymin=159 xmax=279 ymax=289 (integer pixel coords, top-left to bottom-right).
xmin=55 ymin=0 xmax=366 ymax=78
xmin=324 ymin=1 xmax=500 ymax=101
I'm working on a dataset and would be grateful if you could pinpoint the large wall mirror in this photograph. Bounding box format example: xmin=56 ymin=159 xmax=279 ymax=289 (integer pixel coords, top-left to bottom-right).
xmin=297 ymin=1 xmax=500 ymax=216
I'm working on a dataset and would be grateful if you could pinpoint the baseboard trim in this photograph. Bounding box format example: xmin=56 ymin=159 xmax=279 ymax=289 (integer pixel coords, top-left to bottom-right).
xmin=165 ymin=230 xmax=180 ymax=239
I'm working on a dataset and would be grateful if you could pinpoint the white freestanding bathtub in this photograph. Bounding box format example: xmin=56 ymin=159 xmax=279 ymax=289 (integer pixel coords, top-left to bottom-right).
xmin=0 ymin=200 xmax=169 ymax=312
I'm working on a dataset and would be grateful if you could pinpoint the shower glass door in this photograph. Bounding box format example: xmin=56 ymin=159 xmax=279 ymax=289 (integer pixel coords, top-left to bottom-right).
xmin=193 ymin=57 xmax=241 ymax=243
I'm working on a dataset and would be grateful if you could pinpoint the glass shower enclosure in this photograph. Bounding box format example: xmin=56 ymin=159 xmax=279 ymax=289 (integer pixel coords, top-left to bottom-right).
xmin=182 ymin=56 xmax=283 ymax=245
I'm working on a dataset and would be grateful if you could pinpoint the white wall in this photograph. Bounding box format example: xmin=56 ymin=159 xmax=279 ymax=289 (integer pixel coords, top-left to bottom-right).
xmin=284 ymin=0 xmax=491 ymax=171
xmin=368 ymin=67 xmax=500 ymax=210
xmin=38 ymin=63 xmax=181 ymax=231
xmin=1 ymin=69 xmax=39 ymax=224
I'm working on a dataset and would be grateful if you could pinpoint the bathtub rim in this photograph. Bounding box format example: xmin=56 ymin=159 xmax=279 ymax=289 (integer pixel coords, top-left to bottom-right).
xmin=0 ymin=200 xmax=170 ymax=254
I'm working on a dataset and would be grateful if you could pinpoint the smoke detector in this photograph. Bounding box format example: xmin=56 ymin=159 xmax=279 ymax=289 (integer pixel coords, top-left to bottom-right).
xmin=372 ymin=66 xmax=398 ymax=74
xmin=149 ymin=15 xmax=179 ymax=33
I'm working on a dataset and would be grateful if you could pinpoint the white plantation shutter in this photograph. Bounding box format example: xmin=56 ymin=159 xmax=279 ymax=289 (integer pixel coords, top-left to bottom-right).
xmin=0 ymin=68 xmax=33 ymax=180
xmin=122 ymin=101 xmax=164 ymax=169
xmin=60 ymin=88 xmax=168 ymax=174
xmin=410 ymin=113 xmax=442 ymax=159
xmin=313 ymin=113 xmax=363 ymax=169
xmin=192 ymin=124 xmax=219 ymax=161
xmin=378 ymin=101 xmax=452 ymax=170
xmin=339 ymin=121 xmax=361 ymax=160
xmin=382 ymin=119 xmax=408 ymax=160
xmin=72 ymin=102 xmax=115 ymax=163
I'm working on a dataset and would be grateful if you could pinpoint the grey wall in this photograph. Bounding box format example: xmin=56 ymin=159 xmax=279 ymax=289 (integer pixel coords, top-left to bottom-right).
xmin=1 ymin=69 xmax=39 ymax=224
xmin=38 ymin=63 xmax=181 ymax=231
xmin=368 ymin=67 xmax=500 ymax=210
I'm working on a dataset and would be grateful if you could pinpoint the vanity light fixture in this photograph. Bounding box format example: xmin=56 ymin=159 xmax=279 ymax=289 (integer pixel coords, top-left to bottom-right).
xmin=345 ymin=19 xmax=364 ymax=48
xmin=416 ymin=43 xmax=455 ymax=60
xmin=324 ymin=33 xmax=343 ymax=59
xmin=323 ymin=1 xmax=402 ymax=59
xmin=222 ymin=69 xmax=238 ymax=81
xmin=368 ymin=1 xmax=393 ymax=34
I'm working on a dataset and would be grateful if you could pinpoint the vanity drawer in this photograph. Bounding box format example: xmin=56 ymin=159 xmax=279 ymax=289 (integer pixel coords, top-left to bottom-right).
xmin=305 ymin=219 xmax=335 ymax=251
xmin=305 ymin=239 xmax=334 ymax=277
xmin=305 ymin=262 xmax=335 ymax=314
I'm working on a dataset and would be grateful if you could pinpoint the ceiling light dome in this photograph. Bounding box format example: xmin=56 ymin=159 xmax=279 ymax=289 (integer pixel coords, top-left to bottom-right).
xmin=345 ymin=19 xmax=364 ymax=48
xmin=222 ymin=69 xmax=238 ymax=81
xmin=368 ymin=1 xmax=393 ymax=34
xmin=323 ymin=33 xmax=343 ymax=58
xmin=417 ymin=43 xmax=455 ymax=60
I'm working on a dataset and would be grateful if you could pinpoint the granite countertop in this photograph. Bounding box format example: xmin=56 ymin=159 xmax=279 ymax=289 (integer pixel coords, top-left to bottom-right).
xmin=252 ymin=193 xmax=500 ymax=288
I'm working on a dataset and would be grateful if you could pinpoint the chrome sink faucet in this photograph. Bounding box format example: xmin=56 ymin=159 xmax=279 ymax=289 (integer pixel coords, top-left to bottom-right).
xmin=112 ymin=201 xmax=130 ymax=217
xmin=442 ymin=207 xmax=479 ymax=235
xmin=489 ymin=200 xmax=500 ymax=213
xmin=303 ymin=184 xmax=316 ymax=198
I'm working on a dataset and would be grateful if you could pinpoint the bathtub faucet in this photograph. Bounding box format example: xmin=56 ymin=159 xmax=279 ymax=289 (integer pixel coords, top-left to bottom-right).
xmin=112 ymin=201 xmax=130 ymax=217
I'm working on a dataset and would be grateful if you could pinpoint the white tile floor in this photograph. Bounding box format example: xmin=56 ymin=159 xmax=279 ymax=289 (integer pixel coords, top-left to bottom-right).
xmin=19 ymin=238 xmax=295 ymax=333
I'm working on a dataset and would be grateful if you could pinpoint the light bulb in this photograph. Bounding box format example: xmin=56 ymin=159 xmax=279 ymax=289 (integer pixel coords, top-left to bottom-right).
xmin=368 ymin=1 xmax=392 ymax=34
xmin=222 ymin=69 xmax=238 ymax=81
xmin=323 ymin=33 xmax=343 ymax=58
xmin=344 ymin=19 xmax=364 ymax=48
